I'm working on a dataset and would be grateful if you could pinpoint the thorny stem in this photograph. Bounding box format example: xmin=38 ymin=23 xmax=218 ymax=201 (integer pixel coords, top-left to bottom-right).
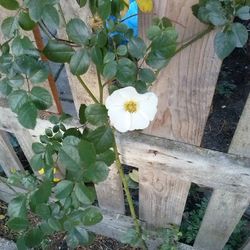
xmin=112 ymin=129 xmax=148 ymax=250
xmin=175 ymin=26 xmax=213 ymax=54
xmin=76 ymin=75 xmax=99 ymax=103
xmin=96 ymin=68 xmax=103 ymax=103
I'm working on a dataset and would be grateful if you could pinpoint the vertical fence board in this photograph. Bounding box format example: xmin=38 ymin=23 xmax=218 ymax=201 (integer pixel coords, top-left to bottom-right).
xmin=95 ymin=164 xmax=125 ymax=214
xmin=138 ymin=0 xmax=221 ymax=228
xmin=242 ymin=239 xmax=250 ymax=250
xmin=139 ymin=169 xmax=190 ymax=227
xmin=193 ymin=190 xmax=249 ymax=250
xmin=0 ymin=131 xmax=23 ymax=176
xmin=60 ymin=1 xmax=125 ymax=214
xmin=194 ymin=94 xmax=250 ymax=249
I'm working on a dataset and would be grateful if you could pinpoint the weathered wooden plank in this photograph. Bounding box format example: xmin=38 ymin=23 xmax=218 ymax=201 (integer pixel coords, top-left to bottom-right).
xmin=95 ymin=164 xmax=125 ymax=214
xmin=0 ymin=131 xmax=23 ymax=176
xmin=241 ymin=238 xmax=250 ymax=250
xmin=140 ymin=0 xmax=221 ymax=145
xmin=139 ymin=169 xmax=190 ymax=227
xmin=194 ymin=94 xmax=250 ymax=249
xmin=229 ymin=93 xmax=250 ymax=158
xmin=193 ymin=190 xmax=250 ymax=250
xmin=0 ymin=103 xmax=250 ymax=194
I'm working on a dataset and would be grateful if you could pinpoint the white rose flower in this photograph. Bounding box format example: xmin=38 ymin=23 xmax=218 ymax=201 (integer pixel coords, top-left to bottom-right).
xmin=105 ymin=86 xmax=158 ymax=133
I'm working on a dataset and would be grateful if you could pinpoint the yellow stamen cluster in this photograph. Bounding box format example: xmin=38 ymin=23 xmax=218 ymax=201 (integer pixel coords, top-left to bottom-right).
xmin=124 ymin=100 xmax=138 ymax=113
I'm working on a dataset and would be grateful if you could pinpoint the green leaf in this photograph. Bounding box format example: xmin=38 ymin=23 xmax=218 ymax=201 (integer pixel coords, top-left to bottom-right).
xmin=59 ymin=144 xmax=81 ymax=171
xmin=8 ymin=195 xmax=27 ymax=218
xmin=139 ymin=68 xmax=156 ymax=84
xmin=146 ymin=50 xmax=169 ymax=70
xmin=208 ymin=11 xmax=227 ymax=26
xmin=66 ymin=18 xmax=90 ymax=45
xmin=87 ymin=126 xmax=113 ymax=153
xmin=0 ymin=54 xmax=13 ymax=74
xmin=24 ymin=227 xmax=44 ymax=248
xmin=1 ymin=16 xmax=18 ymax=38
xmin=121 ymin=228 xmax=142 ymax=247
xmin=117 ymin=58 xmax=137 ymax=85
xmin=8 ymin=90 xmax=29 ymax=113
xmin=29 ymin=62 xmax=49 ymax=84
xmin=103 ymin=52 xmax=115 ymax=64
xmin=49 ymin=115 xmax=60 ymax=124
xmin=70 ymin=49 xmax=90 ymax=75
xmin=27 ymin=0 xmax=46 ymax=22
xmin=0 ymin=0 xmax=19 ymax=10
xmin=18 ymin=11 xmax=36 ymax=31
xmin=76 ymin=0 xmax=87 ymax=7
xmin=35 ymin=203 xmax=51 ymax=219
xmin=85 ymin=161 xmax=109 ymax=183
xmin=231 ymin=22 xmax=248 ymax=48
xmin=16 ymin=237 xmax=28 ymax=250
xmin=42 ymin=6 xmax=60 ymax=30
xmin=48 ymin=217 xmax=62 ymax=231
xmin=103 ymin=60 xmax=117 ymax=80
xmin=82 ymin=207 xmax=103 ymax=226
xmin=7 ymin=217 xmax=29 ymax=231
xmin=79 ymin=104 xmax=87 ymax=124
xmin=43 ymin=40 xmax=74 ymax=63
xmin=236 ymin=6 xmax=250 ymax=20
xmin=214 ymin=31 xmax=236 ymax=60
xmin=74 ymin=182 xmax=96 ymax=205
xmin=91 ymin=47 xmax=103 ymax=70
xmin=147 ymin=25 xmax=161 ymax=40
xmin=0 ymin=78 xmax=12 ymax=95
xmin=54 ymin=180 xmax=74 ymax=199
xmin=8 ymin=74 xmax=24 ymax=88
xmin=128 ymin=37 xmax=147 ymax=59
xmin=30 ymin=86 xmax=52 ymax=110
xmin=79 ymin=140 xmax=96 ymax=166
xmin=30 ymin=181 xmax=52 ymax=206
xmin=85 ymin=103 xmax=108 ymax=126
xmin=97 ymin=0 xmax=111 ymax=20
xmin=32 ymin=142 xmax=45 ymax=154
xmin=30 ymin=153 xmax=44 ymax=171
xmin=17 ymin=102 xmax=38 ymax=129
xmin=96 ymin=150 xmax=115 ymax=166
xmin=11 ymin=35 xmax=39 ymax=57
xmin=117 ymin=45 xmax=127 ymax=56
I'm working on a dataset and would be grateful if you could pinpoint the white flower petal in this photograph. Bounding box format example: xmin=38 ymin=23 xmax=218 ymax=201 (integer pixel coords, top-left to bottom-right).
xmin=137 ymin=92 xmax=158 ymax=120
xmin=108 ymin=107 xmax=131 ymax=133
xmin=105 ymin=91 xmax=126 ymax=109
xmin=129 ymin=111 xmax=150 ymax=131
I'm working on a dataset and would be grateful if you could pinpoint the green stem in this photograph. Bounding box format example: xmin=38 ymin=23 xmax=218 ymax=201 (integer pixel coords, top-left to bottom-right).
xmin=76 ymin=75 xmax=99 ymax=103
xmin=112 ymin=129 xmax=148 ymax=250
xmin=175 ymin=26 xmax=213 ymax=54
xmin=96 ymin=68 xmax=103 ymax=103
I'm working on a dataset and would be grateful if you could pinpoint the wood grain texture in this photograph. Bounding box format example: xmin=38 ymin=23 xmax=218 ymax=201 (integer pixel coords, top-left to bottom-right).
xmin=229 ymin=94 xmax=250 ymax=158
xmin=0 ymin=6 xmax=58 ymax=113
xmin=193 ymin=190 xmax=250 ymax=250
xmin=0 ymin=103 xmax=250 ymax=194
xmin=139 ymin=169 xmax=190 ymax=227
xmin=95 ymin=164 xmax=125 ymax=214
xmin=140 ymin=0 xmax=221 ymax=145
xmin=0 ymin=131 xmax=23 ymax=176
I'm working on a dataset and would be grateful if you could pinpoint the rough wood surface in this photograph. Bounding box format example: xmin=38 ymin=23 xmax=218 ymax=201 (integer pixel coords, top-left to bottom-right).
xmin=95 ymin=164 xmax=125 ymax=214
xmin=193 ymin=190 xmax=250 ymax=250
xmin=0 ymin=102 xmax=250 ymax=194
xmin=140 ymin=0 xmax=221 ymax=145
xmin=229 ymin=94 xmax=250 ymax=158
xmin=139 ymin=169 xmax=190 ymax=227
xmin=0 ymin=131 xmax=23 ymax=176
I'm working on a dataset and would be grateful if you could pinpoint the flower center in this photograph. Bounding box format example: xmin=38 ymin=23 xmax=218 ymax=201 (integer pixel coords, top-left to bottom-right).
xmin=124 ymin=100 xmax=138 ymax=113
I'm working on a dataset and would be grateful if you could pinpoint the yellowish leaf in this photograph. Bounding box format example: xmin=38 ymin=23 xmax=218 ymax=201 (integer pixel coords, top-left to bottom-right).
xmin=136 ymin=0 xmax=153 ymax=13
xmin=129 ymin=170 xmax=139 ymax=183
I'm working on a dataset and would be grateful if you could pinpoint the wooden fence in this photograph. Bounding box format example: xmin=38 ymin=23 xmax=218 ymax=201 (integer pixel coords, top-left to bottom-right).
xmin=0 ymin=0 xmax=250 ymax=249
